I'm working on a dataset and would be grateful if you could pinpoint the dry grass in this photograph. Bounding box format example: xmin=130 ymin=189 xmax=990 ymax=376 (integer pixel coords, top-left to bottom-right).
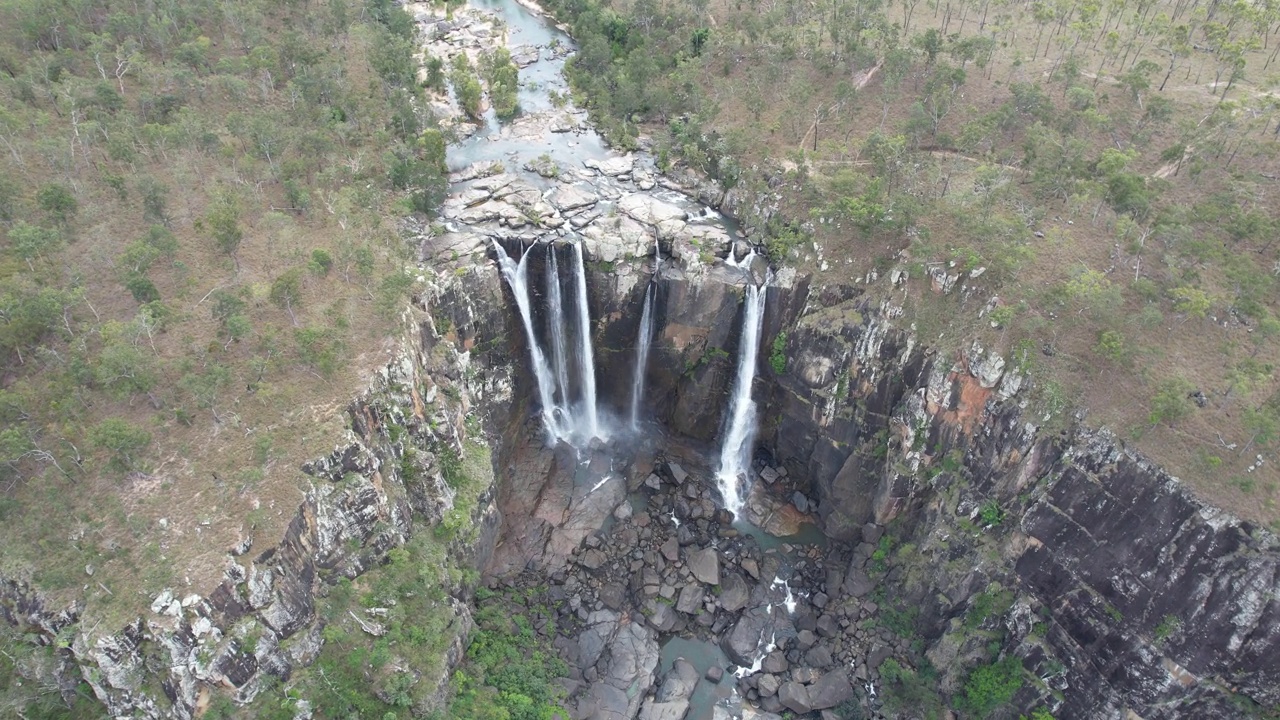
xmin=0 ymin=0 xmax=425 ymax=630
xmin=668 ymin=0 xmax=1280 ymax=526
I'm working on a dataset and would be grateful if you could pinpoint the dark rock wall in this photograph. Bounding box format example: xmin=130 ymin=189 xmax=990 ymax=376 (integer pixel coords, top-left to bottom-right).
xmin=753 ymin=284 xmax=1280 ymax=718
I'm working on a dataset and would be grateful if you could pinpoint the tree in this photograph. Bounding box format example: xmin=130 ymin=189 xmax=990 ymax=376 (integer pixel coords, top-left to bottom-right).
xmin=95 ymin=338 xmax=156 ymax=399
xmin=921 ymin=64 xmax=966 ymax=137
xmin=36 ymin=183 xmax=77 ymax=225
xmin=450 ymin=54 xmax=484 ymax=121
xmin=481 ymin=48 xmax=520 ymax=120
xmin=89 ymin=418 xmax=151 ymax=472
xmin=8 ymin=222 xmax=62 ymax=270
xmin=1093 ymin=329 xmax=1129 ymax=365
xmin=203 ymin=193 xmax=244 ymax=267
xmin=270 ymin=268 xmax=304 ymax=324
xmin=1148 ymin=377 xmax=1195 ymax=426
xmin=1169 ymin=286 xmax=1211 ymax=318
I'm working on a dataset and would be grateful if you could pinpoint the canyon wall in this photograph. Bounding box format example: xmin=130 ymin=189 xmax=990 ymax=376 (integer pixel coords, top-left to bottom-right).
xmin=3 ymin=170 xmax=1278 ymax=718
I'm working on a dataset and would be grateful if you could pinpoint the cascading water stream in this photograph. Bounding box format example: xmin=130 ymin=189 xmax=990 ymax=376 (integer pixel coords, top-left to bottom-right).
xmin=629 ymin=284 xmax=655 ymax=430
xmin=715 ymin=280 xmax=767 ymax=517
xmin=492 ymin=240 xmax=569 ymax=443
xmin=545 ymin=245 xmax=573 ymax=416
xmin=571 ymin=242 xmax=601 ymax=439
xmin=494 ymin=239 xmax=606 ymax=446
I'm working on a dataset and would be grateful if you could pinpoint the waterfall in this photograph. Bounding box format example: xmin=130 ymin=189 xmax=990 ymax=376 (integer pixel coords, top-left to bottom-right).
xmin=571 ymin=242 xmax=601 ymax=439
xmin=492 ymin=241 xmax=569 ymax=443
xmin=494 ymin=240 xmax=607 ymax=445
xmin=545 ymin=245 xmax=573 ymax=413
xmin=715 ymin=282 xmax=767 ymax=517
xmin=629 ymin=284 xmax=655 ymax=430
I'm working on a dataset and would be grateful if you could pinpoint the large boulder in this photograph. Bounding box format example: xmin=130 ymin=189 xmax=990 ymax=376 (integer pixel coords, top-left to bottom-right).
xmin=717 ymin=573 xmax=750 ymax=612
xmin=578 ymin=610 xmax=660 ymax=720
xmin=721 ymin=606 xmax=771 ymax=666
xmin=547 ymin=184 xmax=598 ymax=212
xmin=688 ymin=548 xmax=720 ymax=585
xmin=778 ymin=682 xmax=813 ymax=714
xmin=640 ymin=700 xmax=690 ymax=720
xmin=676 ymin=584 xmax=702 ymax=614
xmin=807 ymin=668 xmax=855 ymax=710
xmin=656 ymin=658 xmax=700 ymax=702
xmin=618 ymin=193 xmax=687 ymax=226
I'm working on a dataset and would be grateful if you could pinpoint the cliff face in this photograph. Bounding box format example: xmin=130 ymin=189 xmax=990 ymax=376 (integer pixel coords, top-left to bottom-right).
xmin=0 ymin=263 xmax=518 ymax=719
xmin=760 ymin=279 xmax=1280 ymax=717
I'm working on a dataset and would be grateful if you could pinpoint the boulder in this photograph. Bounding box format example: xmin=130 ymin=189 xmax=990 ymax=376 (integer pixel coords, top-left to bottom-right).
xmin=778 ymin=682 xmax=813 ymax=714
xmin=661 ymin=537 xmax=680 ymax=563
xmin=656 ymin=658 xmax=700 ymax=702
xmin=618 ymin=193 xmax=687 ymax=226
xmin=805 ymin=645 xmax=834 ymax=668
xmin=717 ymin=573 xmax=749 ymax=613
xmin=676 ymin=584 xmax=702 ymax=614
xmin=646 ymin=600 xmax=677 ymax=632
xmin=721 ymin=607 xmax=771 ymax=665
xmin=808 ymin=669 xmax=855 ymax=710
xmin=640 ymin=700 xmax=690 ymax=720
xmin=762 ymin=651 xmax=788 ymax=674
xmin=547 ymin=184 xmax=598 ymax=212
xmin=587 ymin=155 xmax=635 ymax=176
xmin=757 ymin=673 xmax=780 ymax=697
xmin=843 ymin=568 xmax=874 ymax=598
xmin=688 ymin=548 xmax=720 ymax=585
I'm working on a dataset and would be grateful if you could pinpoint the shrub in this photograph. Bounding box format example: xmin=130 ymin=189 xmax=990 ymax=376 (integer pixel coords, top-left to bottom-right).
xmin=958 ymin=656 xmax=1024 ymax=717
xmin=481 ymin=48 xmax=520 ymax=120
xmin=36 ymin=183 xmax=77 ymax=225
xmin=769 ymin=332 xmax=787 ymax=374
xmin=89 ymin=418 xmax=151 ymax=472
xmin=125 ymin=275 xmax=161 ymax=304
xmin=1092 ymin=329 xmax=1128 ymax=365
xmin=450 ymin=55 xmax=483 ymax=121
xmin=978 ymin=499 xmax=1005 ymax=527
xmin=1147 ymin=377 xmax=1195 ymax=426
xmin=309 ymin=249 xmax=334 ymax=276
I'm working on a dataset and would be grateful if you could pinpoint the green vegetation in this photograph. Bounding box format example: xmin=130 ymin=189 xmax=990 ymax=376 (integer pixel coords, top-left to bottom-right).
xmin=879 ymin=658 xmax=945 ymax=719
xmin=442 ymin=593 xmax=571 ymax=720
xmin=978 ymin=499 xmax=1006 ymax=528
xmin=769 ymin=332 xmax=788 ymax=374
xmin=245 ymin=437 xmax=495 ymax=719
xmin=1153 ymin=614 xmax=1182 ymax=643
xmin=481 ymin=48 xmax=520 ymax=120
xmin=0 ymin=0 xmax=449 ymax=661
xmin=965 ymin=588 xmax=1016 ymax=630
xmin=451 ymin=54 xmax=484 ymax=121
xmin=958 ymin=656 xmax=1026 ymax=717
xmin=1 ymin=625 xmax=106 ymax=719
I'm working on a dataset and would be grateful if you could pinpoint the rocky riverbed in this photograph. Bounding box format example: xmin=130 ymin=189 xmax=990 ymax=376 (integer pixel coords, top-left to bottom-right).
xmin=484 ymin=447 xmax=907 ymax=720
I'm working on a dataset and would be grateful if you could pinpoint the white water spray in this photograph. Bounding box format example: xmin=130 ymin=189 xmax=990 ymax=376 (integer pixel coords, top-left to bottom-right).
xmin=771 ymin=576 xmax=798 ymax=615
xmin=571 ymin=242 xmax=601 ymax=439
xmin=546 ymin=245 xmax=573 ymax=413
xmin=492 ymin=241 xmax=569 ymax=442
xmin=715 ymin=281 xmax=767 ymax=516
xmin=629 ymin=284 xmax=655 ymax=430
xmin=494 ymin=240 xmax=605 ymax=445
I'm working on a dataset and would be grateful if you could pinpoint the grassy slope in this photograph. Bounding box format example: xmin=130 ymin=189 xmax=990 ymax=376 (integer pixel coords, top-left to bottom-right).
xmin=551 ymin=0 xmax=1280 ymax=529
xmin=0 ymin=0 xmax=447 ymax=635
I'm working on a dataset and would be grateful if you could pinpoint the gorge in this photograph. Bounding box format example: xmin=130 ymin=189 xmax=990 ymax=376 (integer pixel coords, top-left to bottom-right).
xmin=2 ymin=0 xmax=1278 ymax=719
